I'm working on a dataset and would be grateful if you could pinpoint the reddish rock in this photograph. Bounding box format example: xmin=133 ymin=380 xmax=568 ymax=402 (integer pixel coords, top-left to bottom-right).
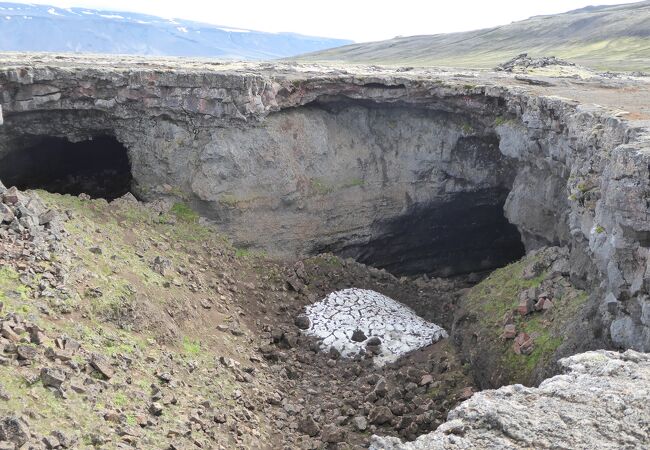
xmin=502 ymin=324 xmax=517 ymax=339
xmin=90 ymin=354 xmax=114 ymax=379
xmin=513 ymin=332 xmax=535 ymax=355
xmin=535 ymin=297 xmax=554 ymax=311
xmin=368 ymin=405 xmax=394 ymax=425
xmin=517 ymin=299 xmax=532 ymax=316
xmin=459 ymin=386 xmax=475 ymax=400
xmin=419 ymin=374 xmax=434 ymax=386
xmin=1 ymin=323 xmax=20 ymax=342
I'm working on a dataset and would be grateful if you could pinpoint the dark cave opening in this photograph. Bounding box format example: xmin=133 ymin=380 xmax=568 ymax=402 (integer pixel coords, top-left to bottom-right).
xmin=335 ymin=189 xmax=526 ymax=277
xmin=0 ymin=135 xmax=133 ymax=201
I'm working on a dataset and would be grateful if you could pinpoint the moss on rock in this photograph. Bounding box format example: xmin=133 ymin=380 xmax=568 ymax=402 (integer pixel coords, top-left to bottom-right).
xmin=454 ymin=247 xmax=588 ymax=387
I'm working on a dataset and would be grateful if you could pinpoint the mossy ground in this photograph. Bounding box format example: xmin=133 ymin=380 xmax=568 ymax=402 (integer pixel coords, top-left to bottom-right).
xmin=462 ymin=252 xmax=588 ymax=385
xmin=0 ymin=191 xmax=279 ymax=448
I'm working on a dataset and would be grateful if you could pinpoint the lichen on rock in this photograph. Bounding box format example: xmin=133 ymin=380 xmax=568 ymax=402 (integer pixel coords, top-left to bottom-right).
xmin=371 ymin=350 xmax=650 ymax=449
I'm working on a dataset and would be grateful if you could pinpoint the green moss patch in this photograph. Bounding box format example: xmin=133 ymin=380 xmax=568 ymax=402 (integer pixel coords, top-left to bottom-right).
xmin=461 ymin=251 xmax=589 ymax=385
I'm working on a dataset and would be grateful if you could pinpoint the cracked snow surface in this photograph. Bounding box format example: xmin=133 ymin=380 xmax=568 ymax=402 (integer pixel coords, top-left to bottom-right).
xmin=303 ymin=288 xmax=448 ymax=366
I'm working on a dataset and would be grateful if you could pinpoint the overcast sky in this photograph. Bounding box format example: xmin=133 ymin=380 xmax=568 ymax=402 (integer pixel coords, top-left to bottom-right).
xmin=13 ymin=0 xmax=643 ymax=42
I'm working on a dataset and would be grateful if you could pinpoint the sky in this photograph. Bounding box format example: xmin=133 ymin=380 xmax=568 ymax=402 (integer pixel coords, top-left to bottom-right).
xmin=11 ymin=0 xmax=644 ymax=42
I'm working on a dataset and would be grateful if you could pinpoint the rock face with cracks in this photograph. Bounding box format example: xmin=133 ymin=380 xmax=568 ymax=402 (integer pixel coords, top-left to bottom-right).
xmin=370 ymin=350 xmax=650 ymax=449
xmin=303 ymin=288 xmax=448 ymax=365
xmin=0 ymin=53 xmax=650 ymax=359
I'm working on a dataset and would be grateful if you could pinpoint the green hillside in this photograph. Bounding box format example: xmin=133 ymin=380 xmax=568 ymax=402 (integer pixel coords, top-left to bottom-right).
xmin=296 ymin=1 xmax=650 ymax=71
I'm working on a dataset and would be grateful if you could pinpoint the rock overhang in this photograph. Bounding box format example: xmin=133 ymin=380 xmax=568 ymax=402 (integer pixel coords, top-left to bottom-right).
xmin=0 ymin=53 xmax=649 ymax=353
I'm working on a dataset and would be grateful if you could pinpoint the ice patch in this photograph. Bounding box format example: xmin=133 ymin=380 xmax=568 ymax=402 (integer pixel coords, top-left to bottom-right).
xmin=303 ymin=288 xmax=448 ymax=366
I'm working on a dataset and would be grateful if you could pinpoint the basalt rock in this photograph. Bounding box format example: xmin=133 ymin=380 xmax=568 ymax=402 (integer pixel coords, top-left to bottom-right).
xmin=370 ymin=350 xmax=650 ymax=449
xmin=0 ymin=54 xmax=649 ymax=356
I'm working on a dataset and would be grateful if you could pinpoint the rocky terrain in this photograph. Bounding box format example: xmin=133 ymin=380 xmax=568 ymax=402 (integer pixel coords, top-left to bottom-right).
xmin=0 ymin=182 xmax=481 ymax=449
xmin=0 ymin=53 xmax=649 ymax=449
xmin=1 ymin=53 xmax=649 ymax=353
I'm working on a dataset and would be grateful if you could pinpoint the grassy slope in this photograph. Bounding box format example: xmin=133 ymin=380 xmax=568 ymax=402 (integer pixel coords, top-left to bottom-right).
xmin=0 ymin=192 xmax=277 ymax=448
xmin=296 ymin=1 xmax=650 ymax=71
xmin=459 ymin=250 xmax=588 ymax=386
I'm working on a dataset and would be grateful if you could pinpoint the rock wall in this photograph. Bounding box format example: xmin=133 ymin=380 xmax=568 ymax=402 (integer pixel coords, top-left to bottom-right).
xmin=0 ymin=57 xmax=649 ymax=352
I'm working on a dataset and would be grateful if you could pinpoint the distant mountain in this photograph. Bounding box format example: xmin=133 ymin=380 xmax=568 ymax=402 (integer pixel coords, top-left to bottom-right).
xmin=0 ymin=2 xmax=352 ymax=59
xmin=296 ymin=1 xmax=650 ymax=71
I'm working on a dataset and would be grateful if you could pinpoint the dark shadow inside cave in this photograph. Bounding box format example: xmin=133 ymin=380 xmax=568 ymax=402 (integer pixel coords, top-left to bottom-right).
xmin=0 ymin=135 xmax=133 ymax=200
xmin=333 ymin=189 xmax=525 ymax=277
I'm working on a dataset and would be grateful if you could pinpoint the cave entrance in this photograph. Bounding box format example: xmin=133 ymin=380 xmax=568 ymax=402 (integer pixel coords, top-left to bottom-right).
xmin=335 ymin=189 xmax=526 ymax=277
xmin=0 ymin=135 xmax=133 ymax=201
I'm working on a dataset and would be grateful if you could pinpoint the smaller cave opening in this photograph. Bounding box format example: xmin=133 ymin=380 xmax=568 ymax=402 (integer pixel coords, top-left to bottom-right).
xmin=0 ymin=135 xmax=133 ymax=200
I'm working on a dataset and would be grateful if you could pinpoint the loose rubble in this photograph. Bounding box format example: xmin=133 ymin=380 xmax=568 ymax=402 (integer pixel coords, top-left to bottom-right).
xmin=303 ymin=288 xmax=448 ymax=366
xmin=0 ymin=186 xmax=477 ymax=448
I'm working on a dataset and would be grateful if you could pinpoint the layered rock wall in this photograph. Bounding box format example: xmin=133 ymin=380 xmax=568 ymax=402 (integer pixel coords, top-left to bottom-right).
xmin=0 ymin=57 xmax=649 ymax=351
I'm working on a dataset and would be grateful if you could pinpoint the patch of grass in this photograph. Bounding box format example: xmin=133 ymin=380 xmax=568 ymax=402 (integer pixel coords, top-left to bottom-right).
xmin=114 ymin=392 xmax=128 ymax=407
xmin=309 ymin=178 xmax=334 ymax=195
xmin=595 ymin=225 xmax=605 ymax=234
xmin=341 ymin=177 xmax=364 ymax=189
xmin=219 ymin=194 xmax=240 ymax=207
xmin=0 ymin=266 xmax=35 ymax=315
xmin=182 ymin=336 xmax=201 ymax=356
xmin=310 ymin=254 xmax=344 ymax=269
xmin=235 ymin=248 xmax=251 ymax=258
xmin=461 ymin=123 xmax=474 ymax=134
xmin=105 ymin=341 xmax=135 ymax=357
xmin=465 ymin=256 xmax=546 ymax=328
xmin=86 ymin=280 xmax=136 ymax=324
xmin=171 ymin=202 xmax=199 ymax=223
xmin=577 ymin=182 xmax=590 ymax=193
xmin=463 ymin=251 xmax=589 ymax=384
xmin=494 ymin=116 xmax=508 ymax=126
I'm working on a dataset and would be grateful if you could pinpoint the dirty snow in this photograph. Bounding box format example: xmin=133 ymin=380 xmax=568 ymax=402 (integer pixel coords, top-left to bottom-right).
xmin=303 ymin=288 xmax=448 ymax=366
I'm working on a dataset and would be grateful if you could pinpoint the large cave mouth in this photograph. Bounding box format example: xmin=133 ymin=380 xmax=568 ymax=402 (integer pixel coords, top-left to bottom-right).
xmin=332 ymin=190 xmax=525 ymax=278
xmin=0 ymin=135 xmax=133 ymax=201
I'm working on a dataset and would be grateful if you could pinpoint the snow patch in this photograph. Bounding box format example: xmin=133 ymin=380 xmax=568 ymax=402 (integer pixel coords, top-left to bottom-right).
xmin=217 ymin=27 xmax=251 ymax=33
xmin=303 ymin=288 xmax=448 ymax=366
xmin=47 ymin=8 xmax=62 ymax=16
xmin=99 ymin=14 xmax=124 ymax=19
xmin=176 ymin=26 xmax=188 ymax=33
